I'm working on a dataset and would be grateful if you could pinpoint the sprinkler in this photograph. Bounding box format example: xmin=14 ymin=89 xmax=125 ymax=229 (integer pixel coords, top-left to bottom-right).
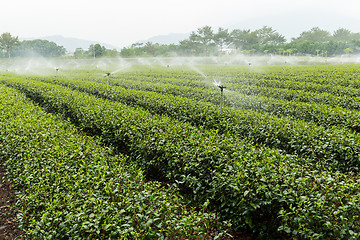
xmin=217 ymin=85 xmax=226 ymax=113
xmin=56 ymin=68 xmax=59 ymax=78
xmin=105 ymin=72 xmax=111 ymax=89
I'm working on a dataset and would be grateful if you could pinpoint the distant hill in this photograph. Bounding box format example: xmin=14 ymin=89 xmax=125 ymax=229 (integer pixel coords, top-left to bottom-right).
xmin=137 ymin=33 xmax=190 ymax=45
xmin=21 ymin=35 xmax=120 ymax=53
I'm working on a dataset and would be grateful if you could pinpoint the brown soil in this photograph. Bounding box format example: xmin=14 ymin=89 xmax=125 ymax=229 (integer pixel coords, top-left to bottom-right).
xmin=0 ymin=166 xmax=24 ymax=240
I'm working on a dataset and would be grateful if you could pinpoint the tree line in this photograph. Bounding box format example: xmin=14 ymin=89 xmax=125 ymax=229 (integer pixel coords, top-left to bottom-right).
xmin=1 ymin=26 xmax=360 ymax=58
xmin=0 ymin=32 xmax=66 ymax=58
xmin=119 ymin=26 xmax=360 ymax=57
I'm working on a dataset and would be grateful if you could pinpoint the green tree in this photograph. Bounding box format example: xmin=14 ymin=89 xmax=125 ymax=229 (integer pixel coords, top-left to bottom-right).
xmin=89 ymin=44 xmax=106 ymax=58
xmin=74 ymin=48 xmax=86 ymax=58
xmin=119 ymin=47 xmax=134 ymax=57
xmin=178 ymin=39 xmax=202 ymax=55
xmin=213 ymin=27 xmax=231 ymax=53
xmin=254 ymin=26 xmax=286 ymax=45
xmin=13 ymin=39 xmax=66 ymax=57
xmin=143 ymin=42 xmax=158 ymax=56
xmin=286 ymin=48 xmax=296 ymax=56
xmin=230 ymin=29 xmax=258 ymax=50
xmin=351 ymin=33 xmax=360 ymax=40
xmin=277 ymin=48 xmax=285 ymax=55
xmin=0 ymin=32 xmax=20 ymax=58
xmin=106 ymin=49 xmax=120 ymax=57
xmin=333 ymin=28 xmax=353 ymax=42
xmin=351 ymin=39 xmax=360 ymax=49
xmin=344 ymin=47 xmax=353 ymax=55
xmin=293 ymin=27 xmax=331 ymax=43
xmin=189 ymin=26 xmax=214 ymax=55
xmin=120 ymin=43 xmax=145 ymax=57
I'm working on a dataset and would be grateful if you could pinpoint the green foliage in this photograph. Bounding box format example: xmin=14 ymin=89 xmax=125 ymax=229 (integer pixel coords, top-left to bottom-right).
xmin=117 ymin=26 xmax=360 ymax=57
xmin=230 ymin=29 xmax=258 ymax=50
xmin=21 ymin=71 xmax=359 ymax=171
xmin=0 ymin=32 xmax=20 ymax=58
xmin=32 ymin=65 xmax=360 ymax=171
xmin=2 ymin=66 xmax=360 ymax=239
xmin=214 ymin=27 xmax=232 ymax=52
xmin=0 ymin=84 xmax=227 ymax=239
xmin=293 ymin=27 xmax=332 ymax=43
xmin=190 ymin=26 xmax=215 ymax=56
xmin=88 ymin=44 xmax=106 ymax=58
xmin=13 ymin=39 xmax=66 ymax=57
xmin=333 ymin=28 xmax=353 ymax=42
xmin=2 ymin=25 xmax=360 ymax=59
xmin=120 ymin=42 xmax=177 ymax=57
xmin=254 ymin=26 xmax=286 ymax=45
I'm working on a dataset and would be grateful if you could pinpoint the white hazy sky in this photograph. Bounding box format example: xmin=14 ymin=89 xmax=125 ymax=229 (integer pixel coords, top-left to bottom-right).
xmin=1 ymin=0 xmax=360 ymax=48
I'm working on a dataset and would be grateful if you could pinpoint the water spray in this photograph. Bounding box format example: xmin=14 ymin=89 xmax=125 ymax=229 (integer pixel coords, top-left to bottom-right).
xmin=217 ymin=84 xmax=226 ymax=113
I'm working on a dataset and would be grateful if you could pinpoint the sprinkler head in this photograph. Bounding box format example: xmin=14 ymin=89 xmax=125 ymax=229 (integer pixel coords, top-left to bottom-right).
xmin=105 ymin=72 xmax=111 ymax=76
xmin=217 ymin=85 xmax=226 ymax=91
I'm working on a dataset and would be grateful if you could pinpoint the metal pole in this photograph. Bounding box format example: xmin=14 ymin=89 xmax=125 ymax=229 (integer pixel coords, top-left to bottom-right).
xmin=106 ymin=73 xmax=110 ymax=89
xmin=218 ymin=85 xmax=226 ymax=113
xmin=220 ymin=88 xmax=223 ymax=113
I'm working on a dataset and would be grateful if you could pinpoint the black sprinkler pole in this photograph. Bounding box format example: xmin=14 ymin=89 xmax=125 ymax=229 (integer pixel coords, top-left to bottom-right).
xmin=218 ymin=85 xmax=226 ymax=113
xmin=105 ymin=73 xmax=111 ymax=89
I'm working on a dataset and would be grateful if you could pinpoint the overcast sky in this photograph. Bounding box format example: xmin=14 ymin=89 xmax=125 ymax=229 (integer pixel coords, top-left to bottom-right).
xmin=1 ymin=0 xmax=360 ymax=48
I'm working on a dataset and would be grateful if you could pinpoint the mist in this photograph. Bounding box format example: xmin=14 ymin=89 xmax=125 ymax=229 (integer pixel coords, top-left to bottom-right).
xmin=1 ymin=55 xmax=360 ymax=78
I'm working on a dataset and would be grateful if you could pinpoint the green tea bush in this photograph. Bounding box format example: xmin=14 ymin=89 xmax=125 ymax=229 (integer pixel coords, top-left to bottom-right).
xmin=2 ymin=77 xmax=360 ymax=239
xmin=101 ymin=67 xmax=360 ymax=131
xmin=0 ymin=85 xmax=226 ymax=239
xmin=25 ymin=74 xmax=360 ymax=172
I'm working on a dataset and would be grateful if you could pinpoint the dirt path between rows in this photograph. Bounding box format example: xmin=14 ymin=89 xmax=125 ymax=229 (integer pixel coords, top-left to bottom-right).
xmin=0 ymin=166 xmax=24 ymax=240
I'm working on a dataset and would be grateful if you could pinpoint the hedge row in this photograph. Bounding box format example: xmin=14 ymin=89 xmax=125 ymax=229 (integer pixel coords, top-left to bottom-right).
xmin=0 ymin=84 xmax=226 ymax=239
xmin=112 ymin=65 xmax=360 ymax=97
xmin=215 ymin=65 xmax=360 ymax=97
xmin=65 ymin=71 xmax=360 ymax=133
xmin=225 ymin=82 xmax=360 ymax=111
xmin=2 ymin=76 xmax=360 ymax=239
xmin=111 ymin=65 xmax=360 ymax=110
xmin=24 ymin=74 xmax=360 ymax=172
xmin=257 ymin=65 xmax=360 ymax=89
